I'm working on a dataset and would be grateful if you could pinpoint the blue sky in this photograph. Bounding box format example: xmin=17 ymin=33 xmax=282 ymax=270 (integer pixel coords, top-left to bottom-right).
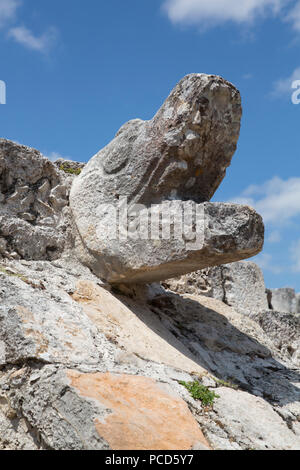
xmin=0 ymin=0 xmax=299 ymax=291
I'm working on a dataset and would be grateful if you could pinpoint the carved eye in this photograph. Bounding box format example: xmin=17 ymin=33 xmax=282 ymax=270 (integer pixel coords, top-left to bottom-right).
xmin=103 ymin=153 xmax=129 ymax=175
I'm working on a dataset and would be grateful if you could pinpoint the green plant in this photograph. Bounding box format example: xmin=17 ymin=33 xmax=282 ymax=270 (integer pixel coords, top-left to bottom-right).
xmin=59 ymin=164 xmax=82 ymax=176
xmin=179 ymin=380 xmax=220 ymax=407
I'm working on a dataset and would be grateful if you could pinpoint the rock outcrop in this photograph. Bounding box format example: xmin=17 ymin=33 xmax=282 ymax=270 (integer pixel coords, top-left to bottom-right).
xmin=0 ymin=140 xmax=74 ymax=261
xmin=164 ymin=261 xmax=269 ymax=317
xmin=251 ymin=310 xmax=300 ymax=367
xmin=0 ymin=258 xmax=299 ymax=450
xmin=0 ymin=74 xmax=299 ymax=451
xmin=70 ymin=74 xmax=264 ymax=284
xmin=268 ymin=288 xmax=299 ymax=314
xmin=163 ymin=260 xmax=300 ymax=367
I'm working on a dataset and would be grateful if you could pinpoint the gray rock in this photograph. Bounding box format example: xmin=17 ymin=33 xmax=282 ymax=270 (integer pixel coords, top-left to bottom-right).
xmin=0 ymin=394 xmax=40 ymax=450
xmin=206 ymin=387 xmax=300 ymax=450
xmin=221 ymin=262 xmax=269 ymax=316
xmin=70 ymin=74 xmax=264 ymax=283
xmin=0 ymin=271 xmax=114 ymax=367
xmin=164 ymin=261 xmax=269 ymax=316
xmin=0 ymin=140 xmax=74 ymax=261
xmin=296 ymin=293 xmax=300 ymax=313
xmin=0 ymin=258 xmax=299 ymax=450
xmin=251 ymin=309 xmax=300 ymax=367
xmin=269 ymin=288 xmax=297 ymax=314
xmin=0 ymin=76 xmax=298 ymax=450
xmin=5 ymin=367 xmax=210 ymax=450
xmin=163 ymin=265 xmax=224 ymax=299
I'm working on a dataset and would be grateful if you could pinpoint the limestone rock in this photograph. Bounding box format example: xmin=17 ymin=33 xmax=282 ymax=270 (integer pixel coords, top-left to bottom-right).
xmin=162 ymin=265 xmax=222 ymax=298
xmin=67 ymin=371 xmax=210 ymax=450
xmin=297 ymin=293 xmax=300 ymax=313
xmin=220 ymin=262 xmax=269 ymax=315
xmin=72 ymin=73 xmax=242 ymax=207
xmin=0 ymin=270 xmax=112 ymax=367
xmin=0 ymin=140 xmax=74 ymax=261
xmin=71 ymin=280 xmax=206 ymax=374
xmin=205 ymin=387 xmax=300 ymax=450
xmin=72 ymin=199 xmax=264 ymax=284
xmin=0 ymin=258 xmax=299 ymax=450
xmin=70 ymin=74 xmax=264 ymax=283
xmin=0 ymin=396 xmax=40 ymax=450
xmin=3 ymin=367 xmax=210 ymax=450
xmin=164 ymin=261 xmax=269 ymax=316
xmin=251 ymin=310 xmax=300 ymax=367
xmin=269 ymin=288 xmax=297 ymax=314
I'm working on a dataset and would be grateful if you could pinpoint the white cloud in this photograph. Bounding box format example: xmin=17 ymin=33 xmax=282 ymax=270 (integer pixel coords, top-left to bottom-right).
xmin=286 ymin=0 xmax=300 ymax=30
xmin=8 ymin=25 xmax=57 ymax=52
xmin=44 ymin=151 xmax=75 ymax=162
xmin=0 ymin=1 xmax=58 ymax=53
xmin=231 ymin=176 xmax=300 ymax=224
xmin=291 ymin=239 xmax=300 ymax=271
xmin=232 ymin=177 xmax=300 ymax=279
xmin=0 ymin=0 xmax=19 ymax=28
xmin=45 ymin=152 xmax=63 ymax=162
xmin=254 ymin=253 xmax=284 ymax=274
xmin=162 ymin=0 xmax=288 ymax=28
xmin=243 ymin=73 xmax=254 ymax=80
xmin=267 ymin=230 xmax=282 ymax=243
xmin=272 ymin=67 xmax=300 ymax=96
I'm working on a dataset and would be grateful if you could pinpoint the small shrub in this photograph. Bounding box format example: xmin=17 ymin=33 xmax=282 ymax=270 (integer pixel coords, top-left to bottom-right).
xmin=179 ymin=380 xmax=220 ymax=406
xmin=59 ymin=164 xmax=82 ymax=176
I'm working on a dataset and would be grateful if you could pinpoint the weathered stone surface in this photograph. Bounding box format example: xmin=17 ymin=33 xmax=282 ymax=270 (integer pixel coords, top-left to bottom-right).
xmin=204 ymin=387 xmax=300 ymax=450
xmin=0 ymin=79 xmax=298 ymax=450
xmin=0 ymin=389 xmax=40 ymax=450
xmin=251 ymin=310 xmax=300 ymax=367
xmin=71 ymin=198 xmax=264 ymax=284
xmin=163 ymin=266 xmax=224 ymax=298
xmin=0 ymin=140 xmax=74 ymax=261
xmin=70 ymin=74 xmax=265 ymax=283
xmin=269 ymin=288 xmax=297 ymax=314
xmin=1 ymin=366 xmax=210 ymax=450
xmin=71 ymin=280 xmax=206 ymax=374
xmin=0 ymin=259 xmax=299 ymax=450
xmin=67 ymin=371 xmax=210 ymax=450
xmin=0 ymin=263 xmax=115 ymax=367
xmin=297 ymin=293 xmax=300 ymax=313
xmin=218 ymin=262 xmax=268 ymax=315
xmin=73 ymin=73 xmax=242 ymax=207
xmin=164 ymin=261 xmax=269 ymax=316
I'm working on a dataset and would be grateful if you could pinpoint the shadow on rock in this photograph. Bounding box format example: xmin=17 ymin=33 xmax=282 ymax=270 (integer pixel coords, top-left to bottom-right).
xmin=122 ymin=289 xmax=300 ymax=408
